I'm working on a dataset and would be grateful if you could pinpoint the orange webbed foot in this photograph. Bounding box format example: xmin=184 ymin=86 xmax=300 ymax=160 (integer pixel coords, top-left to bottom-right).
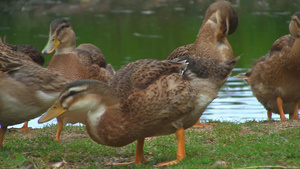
xmin=155 ymin=128 xmax=186 ymax=167
xmin=106 ymin=138 xmax=147 ymax=166
xmin=290 ymin=112 xmax=299 ymax=120
xmin=154 ymin=159 xmax=182 ymax=167
xmin=18 ymin=121 xmax=30 ymax=132
xmin=193 ymin=120 xmax=218 ymax=128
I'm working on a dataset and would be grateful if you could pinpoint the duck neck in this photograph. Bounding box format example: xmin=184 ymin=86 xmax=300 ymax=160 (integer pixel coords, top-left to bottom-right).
xmin=194 ymin=21 xmax=216 ymax=47
xmin=290 ymin=37 xmax=300 ymax=60
xmin=194 ymin=20 xmax=233 ymax=62
xmin=55 ymin=46 xmax=76 ymax=54
xmin=55 ymin=30 xmax=77 ymax=54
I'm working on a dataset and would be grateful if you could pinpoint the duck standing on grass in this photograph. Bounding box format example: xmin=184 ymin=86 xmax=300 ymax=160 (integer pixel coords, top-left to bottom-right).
xmin=39 ymin=55 xmax=239 ymax=166
xmin=236 ymin=12 xmax=300 ymax=121
xmin=41 ymin=18 xmax=115 ymax=141
xmin=0 ymin=52 xmax=69 ymax=147
xmin=0 ymin=36 xmax=45 ymax=131
xmin=167 ymin=1 xmax=239 ymax=127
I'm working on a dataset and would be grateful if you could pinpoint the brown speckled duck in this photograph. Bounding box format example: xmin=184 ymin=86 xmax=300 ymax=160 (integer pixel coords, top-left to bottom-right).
xmin=166 ymin=1 xmax=238 ymax=127
xmin=42 ymin=18 xmax=115 ymax=141
xmin=0 ymin=36 xmax=45 ymax=131
xmin=39 ymin=55 xmax=239 ymax=166
xmin=0 ymin=52 xmax=68 ymax=147
xmin=0 ymin=36 xmax=44 ymax=66
xmin=236 ymin=12 xmax=300 ymax=121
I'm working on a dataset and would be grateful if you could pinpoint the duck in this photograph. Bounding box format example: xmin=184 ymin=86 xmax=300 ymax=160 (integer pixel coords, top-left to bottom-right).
xmin=0 ymin=36 xmax=45 ymax=131
xmin=0 ymin=51 xmax=69 ymax=147
xmin=42 ymin=18 xmax=114 ymax=82
xmin=236 ymin=12 xmax=300 ymax=121
xmin=39 ymin=55 xmax=239 ymax=166
xmin=0 ymin=36 xmax=44 ymax=66
xmin=166 ymin=1 xmax=238 ymax=127
xmin=42 ymin=18 xmax=115 ymax=141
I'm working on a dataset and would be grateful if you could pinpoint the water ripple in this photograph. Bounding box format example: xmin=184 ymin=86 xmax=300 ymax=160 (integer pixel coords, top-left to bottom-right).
xmin=202 ymin=69 xmax=282 ymax=123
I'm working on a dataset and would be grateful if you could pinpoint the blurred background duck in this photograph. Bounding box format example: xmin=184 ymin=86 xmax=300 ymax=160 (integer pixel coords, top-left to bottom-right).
xmin=166 ymin=0 xmax=239 ymax=127
xmin=42 ymin=18 xmax=115 ymax=141
xmin=43 ymin=18 xmax=114 ymax=82
xmin=236 ymin=12 xmax=300 ymax=121
xmin=39 ymin=55 xmax=238 ymax=166
xmin=0 ymin=36 xmax=44 ymax=66
xmin=0 ymin=36 xmax=45 ymax=131
xmin=0 ymin=49 xmax=69 ymax=147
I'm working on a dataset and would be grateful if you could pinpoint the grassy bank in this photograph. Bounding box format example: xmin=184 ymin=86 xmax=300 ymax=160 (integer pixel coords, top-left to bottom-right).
xmin=0 ymin=120 xmax=299 ymax=168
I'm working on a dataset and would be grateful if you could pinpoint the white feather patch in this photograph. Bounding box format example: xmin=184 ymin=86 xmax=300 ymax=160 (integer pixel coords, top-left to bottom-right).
xmin=207 ymin=19 xmax=217 ymax=28
xmin=36 ymin=91 xmax=60 ymax=105
xmin=87 ymin=105 xmax=106 ymax=141
xmin=68 ymin=85 xmax=88 ymax=93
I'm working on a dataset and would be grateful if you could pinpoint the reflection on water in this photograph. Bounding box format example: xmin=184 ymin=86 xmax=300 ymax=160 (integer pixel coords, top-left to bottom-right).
xmin=204 ymin=68 xmax=283 ymax=123
xmin=203 ymin=68 xmax=271 ymax=123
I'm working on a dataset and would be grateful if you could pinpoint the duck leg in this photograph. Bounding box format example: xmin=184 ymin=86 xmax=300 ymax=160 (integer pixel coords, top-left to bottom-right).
xmin=193 ymin=119 xmax=217 ymax=128
xmin=133 ymin=138 xmax=147 ymax=164
xmin=276 ymin=97 xmax=287 ymax=121
xmin=0 ymin=125 xmax=7 ymax=147
xmin=19 ymin=121 xmax=30 ymax=131
xmin=55 ymin=119 xmax=63 ymax=141
xmin=267 ymin=110 xmax=272 ymax=120
xmin=155 ymin=128 xmax=186 ymax=167
xmin=290 ymin=101 xmax=299 ymax=119
xmin=105 ymin=138 xmax=147 ymax=166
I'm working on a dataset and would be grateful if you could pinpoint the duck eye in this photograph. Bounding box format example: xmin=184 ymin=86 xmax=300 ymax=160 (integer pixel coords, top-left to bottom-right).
xmin=68 ymin=90 xmax=78 ymax=96
xmin=51 ymin=38 xmax=55 ymax=42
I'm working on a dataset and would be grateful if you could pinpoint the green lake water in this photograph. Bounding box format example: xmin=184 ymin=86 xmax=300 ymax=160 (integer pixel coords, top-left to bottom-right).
xmin=1 ymin=0 xmax=299 ymax=127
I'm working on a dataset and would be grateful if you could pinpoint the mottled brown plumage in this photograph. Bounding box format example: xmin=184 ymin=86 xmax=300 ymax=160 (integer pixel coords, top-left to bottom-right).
xmin=0 ymin=52 xmax=69 ymax=147
xmin=0 ymin=36 xmax=44 ymax=66
xmin=166 ymin=1 xmax=238 ymax=62
xmin=249 ymin=35 xmax=295 ymax=71
xmin=236 ymin=12 xmax=300 ymax=121
xmin=0 ymin=36 xmax=46 ymax=131
xmin=39 ymin=56 xmax=239 ymax=166
xmin=77 ymin=43 xmax=106 ymax=68
xmin=42 ymin=18 xmax=115 ymax=141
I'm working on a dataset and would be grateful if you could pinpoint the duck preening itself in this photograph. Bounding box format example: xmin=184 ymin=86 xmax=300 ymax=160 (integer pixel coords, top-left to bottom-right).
xmin=236 ymin=12 xmax=300 ymax=121
xmin=167 ymin=1 xmax=239 ymax=127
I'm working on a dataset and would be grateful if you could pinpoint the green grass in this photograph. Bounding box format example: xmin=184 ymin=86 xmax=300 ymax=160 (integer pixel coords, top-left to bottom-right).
xmin=0 ymin=120 xmax=299 ymax=168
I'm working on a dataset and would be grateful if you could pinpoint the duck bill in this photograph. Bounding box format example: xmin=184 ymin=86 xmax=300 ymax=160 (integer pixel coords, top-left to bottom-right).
xmin=42 ymin=35 xmax=60 ymax=54
xmin=39 ymin=100 xmax=67 ymax=123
